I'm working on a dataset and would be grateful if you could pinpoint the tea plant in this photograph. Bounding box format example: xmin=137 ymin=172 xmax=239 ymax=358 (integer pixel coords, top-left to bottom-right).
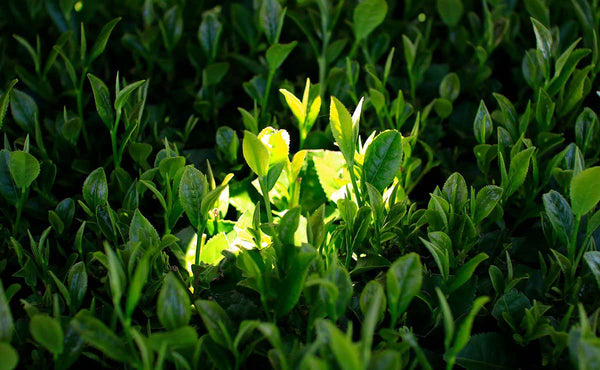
xmin=1 ymin=0 xmax=600 ymax=369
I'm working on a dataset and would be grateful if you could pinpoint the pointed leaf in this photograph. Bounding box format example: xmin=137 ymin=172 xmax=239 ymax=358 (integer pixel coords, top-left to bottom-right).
xmin=363 ymin=130 xmax=403 ymax=193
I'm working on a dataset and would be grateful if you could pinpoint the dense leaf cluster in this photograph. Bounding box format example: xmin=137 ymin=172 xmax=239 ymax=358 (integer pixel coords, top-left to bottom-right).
xmin=0 ymin=0 xmax=600 ymax=369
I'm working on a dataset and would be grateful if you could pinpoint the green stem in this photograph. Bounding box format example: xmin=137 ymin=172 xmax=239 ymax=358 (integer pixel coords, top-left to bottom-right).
xmin=77 ymin=68 xmax=91 ymax=149
xmin=261 ymin=70 xmax=275 ymax=121
xmin=290 ymin=177 xmax=301 ymax=208
xmin=344 ymin=228 xmax=353 ymax=269
xmin=260 ymin=178 xmax=274 ymax=224
xmin=408 ymin=68 xmax=416 ymax=100
xmin=76 ymin=90 xmax=91 ymax=149
xmin=318 ymin=21 xmax=330 ymax=109
xmin=389 ymin=313 xmax=398 ymax=330
xmin=114 ymin=304 xmax=138 ymax=366
xmin=349 ymin=39 xmax=360 ymax=60
xmin=299 ymin=130 xmax=306 ymax=151
xmin=360 ymin=42 xmax=374 ymax=66
xmin=569 ymin=215 xmax=581 ymax=262
xmin=13 ymin=187 xmax=27 ymax=234
xmin=347 ymin=162 xmax=363 ymax=206
xmin=446 ymin=357 xmax=455 ymax=370
xmin=111 ymin=110 xmax=122 ymax=169
xmin=164 ymin=174 xmax=172 ymax=234
xmin=194 ymin=223 xmax=206 ymax=266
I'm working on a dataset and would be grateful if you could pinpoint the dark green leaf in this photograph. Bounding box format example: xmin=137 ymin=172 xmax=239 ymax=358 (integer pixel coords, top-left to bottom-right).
xmin=10 ymin=88 xmax=38 ymax=133
xmin=584 ymin=252 xmax=600 ymax=289
xmin=89 ymin=18 xmax=121 ymax=63
xmin=30 ymin=315 xmax=63 ymax=355
xmin=531 ymin=17 xmax=552 ymax=61
xmin=114 ymin=80 xmax=145 ymax=112
xmin=148 ymin=326 xmax=198 ymax=351
xmin=504 ymin=147 xmax=535 ymax=199
xmin=157 ymin=272 xmax=191 ymax=330
xmin=386 ymin=253 xmax=422 ymax=321
xmin=542 ymin=190 xmax=573 ymax=244
xmin=259 ymin=0 xmax=283 ymax=44
xmin=0 ymin=343 xmax=18 ymax=370
xmin=316 ymin=320 xmax=361 ymax=370
xmin=439 ymin=73 xmax=460 ymax=101
xmin=0 ymin=79 xmax=18 ymax=130
xmin=0 ymin=281 xmax=14 ymax=342
xmin=129 ymin=209 xmax=160 ymax=250
xmin=9 ymin=151 xmax=39 ymax=189
xmin=179 ymin=166 xmax=208 ymax=228
xmin=456 ymin=332 xmax=516 ymax=369
xmin=104 ymin=243 xmax=125 ymax=301
xmin=195 ymin=299 xmax=234 ymax=348
xmin=363 ymin=130 xmax=402 ymax=193
xmin=266 ymin=42 xmax=297 ymax=71
xmin=71 ymin=310 xmax=132 ymax=362
xmin=87 ymin=74 xmax=114 ymax=128
xmin=199 ymin=7 xmax=222 ymax=60
xmin=126 ymin=255 xmax=149 ymax=318
xmin=473 ymin=185 xmax=502 ymax=224
xmin=449 ymin=253 xmax=488 ymax=293
xmin=82 ymin=167 xmax=108 ymax=210
xmin=437 ymin=0 xmax=464 ymax=27
xmin=353 ymin=0 xmax=388 ymax=41
xmin=67 ymin=262 xmax=87 ymax=311
xmin=473 ymin=101 xmax=492 ymax=144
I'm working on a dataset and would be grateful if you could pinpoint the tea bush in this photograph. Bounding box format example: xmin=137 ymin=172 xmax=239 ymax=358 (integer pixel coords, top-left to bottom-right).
xmin=0 ymin=0 xmax=599 ymax=369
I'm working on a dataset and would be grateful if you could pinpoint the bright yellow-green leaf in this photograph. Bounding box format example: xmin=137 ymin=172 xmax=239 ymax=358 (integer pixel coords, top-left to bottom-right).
xmin=279 ymin=89 xmax=305 ymax=124
xmin=243 ymin=130 xmax=269 ymax=177
xmin=330 ymin=97 xmax=355 ymax=164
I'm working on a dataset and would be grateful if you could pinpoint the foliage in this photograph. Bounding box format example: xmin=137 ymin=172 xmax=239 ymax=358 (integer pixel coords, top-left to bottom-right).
xmin=0 ymin=0 xmax=600 ymax=369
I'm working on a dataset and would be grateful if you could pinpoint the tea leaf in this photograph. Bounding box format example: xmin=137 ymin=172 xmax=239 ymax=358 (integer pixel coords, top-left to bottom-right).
xmin=363 ymin=130 xmax=402 ymax=193
xmin=266 ymin=42 xmax=297 ymax=71
xmin=129 ymin=209 xmax=160 ymax=250
xmin=439 ymin=73 xmax=460 ymax=101
xmin=0 ymin=79 xmax=18 ymax=130
xmin=195 ymin=299 xmax=234 ymax=348
xmin=157 ymin=272 xmax=191 ymax=330
xmin=87 ymin=74 xmax=114 ymax=128
xmin=179 ymin=166 xmax=208 ymax=228
xmin=82 ymin=167 xmax=108 ymax=210
xmin=353 ymin=0 xmax=388 ymax=41
xmin=67 ymin=262 xmax=87 ymax=311
xmin=570 ymin=167 xmax=600 ymax=216
xmin=543 ymin=190 xmax=573 ymax=244
xmin=9 ymin=151 xmax=39 ymax=189
xmin=259 ymin=0 xmax=283 ymax=45
xmin=330 ymin=97 xmax=356 ymax=165
xmin=30 ymin=315 xmax=63 ymax=355
xmin=126 ymin=255 xmax=150 ymax=317
xmin=387 ymin=253 xmax=422 ymax=324
xmin=584 ymin=252 xmax=600 ymax=289
xmin=473 ymin=101 xmax=493 ymax=144
xmin=243 ymin=130 xmax=269 ymax=177
xmin=71 ymin=310 xmax=132 ymax=362
xmin=0 ymin=343 xmax=18 ymax=369
xmin=473 ymin=185 xmax=502 ymax=224
xmin=10 ymin=89 xmax=38 ymax=133
xmin=531 ymin=17 xmax=552 ymax=61
xmin=437 ymin=0 xmax=464 ymax=27
xmin=89 ymin=18 xmax=121 ymax=63
xmin=317 ymin=320 xmax=361 ymax=370
xmin=0 ymin=282 xmax=14 ymax=342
